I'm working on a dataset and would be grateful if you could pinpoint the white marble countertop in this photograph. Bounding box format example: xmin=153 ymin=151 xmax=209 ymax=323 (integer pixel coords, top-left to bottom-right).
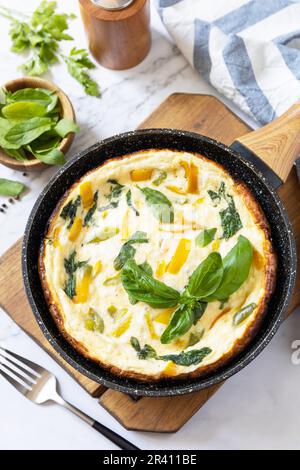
xmin=1 ymin=0 xmax=299 ymax=451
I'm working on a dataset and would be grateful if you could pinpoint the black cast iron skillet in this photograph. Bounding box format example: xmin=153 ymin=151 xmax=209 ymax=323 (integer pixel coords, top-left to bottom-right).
xmin=23 ymin=102 xmax=300 ymax=397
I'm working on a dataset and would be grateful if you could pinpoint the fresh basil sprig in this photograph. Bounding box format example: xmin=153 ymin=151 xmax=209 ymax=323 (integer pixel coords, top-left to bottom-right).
xmin=138 ymin=186 xmax=174 ymax=223
xmin=121 ymin=235 xmax=253 ymax=343
xmin=160 ymin=301 xmax=207 ymax=344
xmin=121 ymin=258 xmax=180 ymax=308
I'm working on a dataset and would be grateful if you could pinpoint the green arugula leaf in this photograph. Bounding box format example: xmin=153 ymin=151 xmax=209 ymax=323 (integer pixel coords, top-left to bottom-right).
xmin=60 ymin=195 xmax=81 ymax=228
xmin=205 ymin=235 xmax=253 ymax=301
xmin=121 ymin=258 xmax=180 ymax=308
xmin=54 ymin=118 xmax=80 ymax=138
xmin=0 ymin=178 xmax=27 ymax=197
xmin=196 ymin=228 xmax=217 ymax=247
xmin=84 ymin=191 xmax=98 ymax=226
xmin=160 ymin=301 xmax=206 ymax=344
xmin=126 ymin=189 xmax=139 ymax=216
xmin=114 ymin=231 xmax=148 ymax=271
xmin=233 ymin=303 xmax=257 ymax=326
xmin=186 ymin=252 xmax=223 ymax=299
xmin=62 ymin=47 xmax=100 ymax=97
xmin=159 ymin=347 xmax=212 ymax=366
xmin=138 ymin=186 xmax=174 ymax=223
xmin=5 ymin=117 xmax=52 ymax=146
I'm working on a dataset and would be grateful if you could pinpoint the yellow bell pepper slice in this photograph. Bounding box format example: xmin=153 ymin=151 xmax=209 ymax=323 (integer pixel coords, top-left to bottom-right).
xmin=130 ymin=168 xmax=153 ymax=182
xmin=167 ymin=238 xmax=191 ymax=274
xmin=212 ymin=239 xmax=220 ymax=251
xmin=93 ymin=260 xmax=102 ymax=276
xmin=112 ymin=315 xmax=132 ymax=337
xmin=156 ymin=260 xmax=167 ymax=278
xmin=68 ymin=217 xmax=83 ymax=242
xmin=193 ymin=196 xmax=205 ymax=206
xmin=166 ymin=185 xmax=186 ymax=195
xmin=73 ymin=265 xmax=92 ymax=304
xmin=121 ymin=209 xmax=130 ymax=240
xmin=154 ymin=308 xmax=175 ymax=325
xmin=163 ymin=361 xmax=177 ymax=376
xmin=80 ymin=181 xmax=94 ymax=209
xmin=180 ymin=160 xmax=199 ymax=194
xmin=53 ymin=227 xmax=61 ymax=248
xmin=145 ymin=311 xmax=158 ymax=339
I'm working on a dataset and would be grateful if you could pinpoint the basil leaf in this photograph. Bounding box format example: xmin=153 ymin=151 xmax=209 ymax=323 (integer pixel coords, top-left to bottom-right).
xmin=233 ymin=303 xmax=257 ymax=326
xmin=54 ymin=118 xmax=79 ymax=138
xmin=186 ymin=252 xmax=223 ymax=299
xmin=126 ymin=189 xmax=139 ymax=216
xmin=160 ymin=301 xmax=206 ymax=344
xmin=152 ymin=171 xmax=167 ymax=186
xmin=138 ymin=186 xmax=174 ymax=223
xmin=121 ymin=258 xmax=180 ymax=308
xmin=60 ymin=195 xmax=81 ymax=228
xmin=207 ymin=235 xmax=253 ymax=301
xmin=2 ymin=101 xmax=48 ymax=120
xmin=196 ymin=228 xmax=217 ymax=247
xmin=0 ymin=178 xmax=26 ymax=197
xmin=114 ymin=231 xmax=148 ymax=271
xmin=139 ymin=261 xmax=153 ymax=276
xmin=159 ymin=347 xmax=212 ymax=366
xmin=84 ymin=191 xmax=98 ymax=226
xmin=5 ymin=117 xmax=52 ymax=146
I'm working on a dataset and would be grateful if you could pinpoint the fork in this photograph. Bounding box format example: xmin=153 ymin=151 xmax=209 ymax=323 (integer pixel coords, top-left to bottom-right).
xmin=0 ymin=346 xmax=139 ymax=450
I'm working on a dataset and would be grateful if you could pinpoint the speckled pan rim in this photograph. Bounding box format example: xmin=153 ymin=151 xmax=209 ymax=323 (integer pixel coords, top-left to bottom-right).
xmin=22 ymin=129 xmax=297 ymax=397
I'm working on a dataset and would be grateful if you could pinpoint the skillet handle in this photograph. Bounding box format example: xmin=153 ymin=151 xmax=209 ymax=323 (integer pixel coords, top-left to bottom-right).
xmin=234 ymin=100 xmax=300 ymax=183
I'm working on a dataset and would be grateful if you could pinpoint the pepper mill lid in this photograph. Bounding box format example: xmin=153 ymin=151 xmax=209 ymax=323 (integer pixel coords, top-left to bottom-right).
xmin=91 ymin=0 xmax=135 ymax=10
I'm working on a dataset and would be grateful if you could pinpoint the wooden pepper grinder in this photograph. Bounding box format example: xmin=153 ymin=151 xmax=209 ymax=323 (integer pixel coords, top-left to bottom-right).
xmin=79 ymin=0 xmax=151 ymax=70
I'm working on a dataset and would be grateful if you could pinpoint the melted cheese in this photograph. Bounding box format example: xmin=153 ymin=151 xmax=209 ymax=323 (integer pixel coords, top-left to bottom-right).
xmin=42 ymin=150 xmax=272 ymax=380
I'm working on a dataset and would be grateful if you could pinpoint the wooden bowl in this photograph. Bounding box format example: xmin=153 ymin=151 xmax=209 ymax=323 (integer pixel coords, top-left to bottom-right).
xmin=0 ymin=77 xmax=76 ymax=172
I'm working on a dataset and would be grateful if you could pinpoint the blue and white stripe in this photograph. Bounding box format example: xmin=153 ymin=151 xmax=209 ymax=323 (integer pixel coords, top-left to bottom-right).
xmin=157 ymin=0 xmax=300 ymax=124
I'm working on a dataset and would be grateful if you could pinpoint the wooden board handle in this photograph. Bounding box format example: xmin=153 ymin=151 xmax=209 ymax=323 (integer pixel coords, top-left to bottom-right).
xmin=235 ymin=101 xmax=300 ymax=182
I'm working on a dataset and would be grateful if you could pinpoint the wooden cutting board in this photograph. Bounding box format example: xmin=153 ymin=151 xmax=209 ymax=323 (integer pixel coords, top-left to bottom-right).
xmin=0 ymin=93 xmax=299 ymax=432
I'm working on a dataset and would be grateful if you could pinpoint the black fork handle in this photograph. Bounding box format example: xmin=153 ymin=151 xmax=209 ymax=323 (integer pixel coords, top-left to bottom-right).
xmin=92 ymin=420 xmax=140 ymax=450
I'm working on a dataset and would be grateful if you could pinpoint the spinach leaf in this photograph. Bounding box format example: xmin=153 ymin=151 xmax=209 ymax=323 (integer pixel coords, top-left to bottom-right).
xmin=205 ymin=235 xmax=253 ymax=301
xmin=130 ymin=337 xmax=157 ymax=360
xmin=6 ymin=87 xmax=58 ymax=112
xmin=5 ymin=117 xmax=52 ymax=146
xmin=138 ymin=186 xmax=174 ymax=223
xmin=208 ymin=182 xmax=242 ymax=239
xmin=2 ymin=101 xmax=48 ymax=120
xmin=63 ymin=250 xmax=87 ymax=299
xmin=233 ymin=303 xmax=257 ymax=326
xmin=0 ymin=178 xmax=27 ymax=197
xmin=126 ymin=189 xmax=139 ymax=216
xmin=4 ymin=148 xmax=27 ymax=161
xmin=160 ymin=301 xmax=206 ymax=344
xmin=84 ymin=191 xmax=98 ymax=226
xmin=159 ymin=347 xmax=212 ymax=366
xmin=114 ymin=231 xmax=148 ymax=271
xmin=220 ymin=197 xmax=242 ymax=239
xmin=107 ymin=179 xmax=124 ymax=201
xmin=121 ymin=258 xmax=180 ymax=308
xmin=60 ymin=195 xmax=81 ymax=228
xmin=196 ymin=228 xmax=217 ymax=247
xmin=186 ymin=252 xmax=223 ymax=299
xmin=54 ymin=118 xmax=80 ymax=138
xmin=0 ymin=117 xmax=21 ymax=149
xmin=27 ymin=146 xmax=65 ymax=165
xmin=152 ymin=171 xmax=167 ymax=186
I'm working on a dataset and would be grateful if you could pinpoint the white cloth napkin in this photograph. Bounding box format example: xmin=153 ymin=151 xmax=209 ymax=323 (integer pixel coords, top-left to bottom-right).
xmin=157 ymin=0 xmax=300 ymax=125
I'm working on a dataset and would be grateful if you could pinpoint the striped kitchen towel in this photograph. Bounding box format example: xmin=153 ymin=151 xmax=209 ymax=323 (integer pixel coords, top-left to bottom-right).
xmin=157 ymin=0 xmax=300 ymax=125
